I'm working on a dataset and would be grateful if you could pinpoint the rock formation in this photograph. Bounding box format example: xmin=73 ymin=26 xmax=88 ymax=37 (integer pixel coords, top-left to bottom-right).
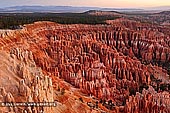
xmin=0 ymin=48 xmax=54 ymax=113
xmin=0 ymin=20 xmax=169 ymax=113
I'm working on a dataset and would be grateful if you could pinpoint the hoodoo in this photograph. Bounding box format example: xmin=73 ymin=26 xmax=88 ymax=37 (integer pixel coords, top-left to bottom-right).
xmin=0 ymin=20 xmax=170 ymax=113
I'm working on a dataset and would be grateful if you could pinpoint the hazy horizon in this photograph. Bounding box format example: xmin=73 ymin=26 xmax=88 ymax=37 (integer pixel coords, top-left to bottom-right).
xmin=0 ymin=0 xmax=170 ymax=8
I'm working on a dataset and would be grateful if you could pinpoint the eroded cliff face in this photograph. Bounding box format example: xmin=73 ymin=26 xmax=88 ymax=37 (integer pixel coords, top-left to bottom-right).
xmin=0 ymin=20 xmax=169 ymax=113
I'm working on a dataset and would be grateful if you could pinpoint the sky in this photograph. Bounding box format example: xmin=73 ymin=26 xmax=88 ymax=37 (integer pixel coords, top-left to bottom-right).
xmin=0 ymin=0 xmax=170 ymax=8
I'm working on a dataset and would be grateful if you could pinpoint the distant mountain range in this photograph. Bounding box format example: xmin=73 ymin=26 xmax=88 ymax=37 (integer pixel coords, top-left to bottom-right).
xmin=144 ymin=6 xmax=170 ymax=11
xmin=0 ymin=5 xmax=169 ymax=13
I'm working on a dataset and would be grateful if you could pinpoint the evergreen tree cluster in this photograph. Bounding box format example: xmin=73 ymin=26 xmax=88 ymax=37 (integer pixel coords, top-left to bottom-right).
xmin=0 ymin=13 xmax=119 ymax=29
